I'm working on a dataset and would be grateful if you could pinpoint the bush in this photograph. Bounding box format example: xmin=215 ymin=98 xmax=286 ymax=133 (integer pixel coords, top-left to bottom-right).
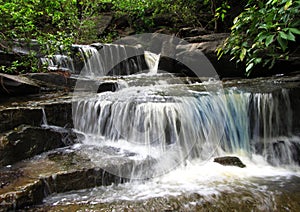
xmin=218 ymin=0 xmax=300 ymax=76
xmin=0 ymin=0 xmax=106 ymax=74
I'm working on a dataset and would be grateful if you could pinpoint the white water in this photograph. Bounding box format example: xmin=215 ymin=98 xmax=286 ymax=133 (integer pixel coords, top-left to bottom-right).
xmin=45 ymin=151 xmax=300 ymax=206
xmin=44 ymin=47 xmax=300 ymax=207
xmin=42 ymin=44 xmax=162 ymax=76
xmin=72 ymin=83 xmax=300 ymax=181
xmin=144 ymin=51 xmax=160 ymax=74
xmin=40 ymin=54 xmax=74 ymax=72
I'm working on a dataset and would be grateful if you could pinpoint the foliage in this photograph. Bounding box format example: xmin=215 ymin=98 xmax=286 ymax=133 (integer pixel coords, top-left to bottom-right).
xmin=218 ymin=0 xmax=300 ymax=76
xmin=111 ymin=0 xmax=211 ymax=31
xmin=111 ymin=0 xmax=155 ymax=30
xmin=156 ymin=0 xmax=209 ymax=28
xmin=0 ymin=0 xmax=105 ymax=74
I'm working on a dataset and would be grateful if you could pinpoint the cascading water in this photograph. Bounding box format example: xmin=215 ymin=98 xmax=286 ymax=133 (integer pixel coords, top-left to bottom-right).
xmin=144 ymin=51 xmax=160 ymax=74
xmin=46 ymin=41 xmax=300 ymax=209
xmin=40 ymin=54 xmax=74 ymax=72
xmin=48 ymin=79 xmax=300 ymax=208
xmin=73 ymin=85 xmax=300 ymax=178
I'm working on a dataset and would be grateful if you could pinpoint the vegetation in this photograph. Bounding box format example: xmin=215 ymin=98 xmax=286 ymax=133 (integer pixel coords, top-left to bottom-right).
xmin=218 ymin=0 xmax=300 ymax=75
xmin=0 ymin=0 xmax=299 ymax=76
xmin=0 ymin=0 xmax=105 ymax=73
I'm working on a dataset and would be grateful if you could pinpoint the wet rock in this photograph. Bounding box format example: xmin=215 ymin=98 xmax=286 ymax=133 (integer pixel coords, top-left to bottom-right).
xmin=0 ymin=170 xmax=23 ymax=189
xmin=0 ymin=107 xmax=43 ymax=133
xmin=25 ymin=72 xmax=76 ymax=91
xmin=97 ymin=82 xmax=118 ymax=93
xmin=0 ymin=177 xmax=45 ymax=210
xmin=0 ymin=126 xmax=66 ymax=166
xmin=0 ymin=94 xmax=74 ymax=132
xmin=43 ymin=102 xmax=73 ymax=128
xmin=0 ymin=73 xmax=40 ymax=96
xmin=214 ymin=156 xmax=246 ymax=168
xmin=0 ymin=149 xmax=128 ymax=210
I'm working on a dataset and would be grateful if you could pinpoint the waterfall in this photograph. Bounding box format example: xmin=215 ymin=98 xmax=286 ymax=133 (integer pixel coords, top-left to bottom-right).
xmin=40 ymin=54 xmax=74 ymax=72
xmin=41 ymin=44 xmax=162 ymax=76
xmin=73 ymin=85 xmax=298 ymax=179
xmin=144 ymin=51 xmax=160 ymax=74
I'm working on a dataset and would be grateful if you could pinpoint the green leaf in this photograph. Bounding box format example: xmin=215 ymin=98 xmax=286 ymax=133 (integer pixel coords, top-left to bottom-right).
xmin=254 ymin=58 xmax=262 ymax=64
xmin=257 ymin=32 xmax=268 ymax=42
xmin=265 ymin=35 xmax=275 ymax=46
xmin=279 ymin=31 xmax=288 ymax=40
xmin=288 ymin=28 xmax=300 ymax=35
xmin=246 ymin=63 xmax=254 ymax=73
xmin=277 ymin=36 xmax=288 ymax=51
xmin=240 ymin=48 xmax=247 ymax=61
xmin=286 ymin=30 xmax=296 ymax=41
xmin=284 ymin=0 xmax=293 ymax=10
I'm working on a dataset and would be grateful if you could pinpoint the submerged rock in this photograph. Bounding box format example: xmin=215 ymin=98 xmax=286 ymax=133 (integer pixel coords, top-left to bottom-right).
xmin=214 ymin=156 xmax=246 ymax=168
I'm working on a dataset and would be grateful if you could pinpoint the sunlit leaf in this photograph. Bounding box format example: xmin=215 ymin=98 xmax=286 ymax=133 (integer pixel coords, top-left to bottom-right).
xmin=240 ymin=48 xmax=247 ymax=61
xmin=284 ymin=0 xmax=293 ymax=10
xmin=246 ymin=63 xmax=254 ymax=73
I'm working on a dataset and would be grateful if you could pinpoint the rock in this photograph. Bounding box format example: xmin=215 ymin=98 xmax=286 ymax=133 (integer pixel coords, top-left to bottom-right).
xmin=24 ymin=72 xmax=76 ymax=91
xmin=178 ymin=27 xmax=211 ymax=38
xmin=0 ymin=149 xmax=128 ymax=210
xmin=0 ymin=170 xmax=23 ymax=189
xmin=43 ymin=102 xmax=73 ymax=128
xmin=0 ymin=96 xmax=74 ymax=133
xmin=0 ymin=125 xmax=67 ymax=166
xmin=97 ymin=15 xmax=113 ymax=36
xmin=184 ymin=33 xmax=229 ymax=43
xmin=254 ymin=139 xmax=300 ymax=166
xmin=0 ymin=73 xmax=40 ymax=96
xmin=173 ymin=34 xmax=244 ymax=78
xmin=0 ymin=107 xmax=43 ymax=133
xmin=97 ymin=82 xmax=118 ymax=93
xmin=214 ymin=156 xmax=246 ymax=168
xmin=0 ymin=50 xmax=17 ymax=67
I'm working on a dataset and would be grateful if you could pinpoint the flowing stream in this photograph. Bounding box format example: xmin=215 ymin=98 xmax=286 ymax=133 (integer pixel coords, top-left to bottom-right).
xmin=44 ymin=45 xmax=300 ymax=210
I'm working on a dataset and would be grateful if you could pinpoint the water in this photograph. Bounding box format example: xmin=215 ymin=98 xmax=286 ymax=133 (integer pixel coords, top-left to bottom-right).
xmin=144 ymin=51 xmax=160 ymax=74
xmin=63 ymin=78 xmax=300 ymax=209
xmin=42 ymin=43 xmax=146 ymax=76
xmin=44 ymin=46 xmax=300 ymax=209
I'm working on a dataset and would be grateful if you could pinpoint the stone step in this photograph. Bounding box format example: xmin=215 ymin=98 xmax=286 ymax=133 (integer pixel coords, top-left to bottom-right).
xmin=0 ymin=125 xmax=76 ymax=167
xmin=0 ymin=148 xmax=129 ymax=210
xmin=0 ymin=95 xmax=73 ymax=133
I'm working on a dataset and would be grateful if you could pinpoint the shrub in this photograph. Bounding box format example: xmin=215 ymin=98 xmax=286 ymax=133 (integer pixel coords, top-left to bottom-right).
xmin=218 ymin=0 xmax=300 ymax=76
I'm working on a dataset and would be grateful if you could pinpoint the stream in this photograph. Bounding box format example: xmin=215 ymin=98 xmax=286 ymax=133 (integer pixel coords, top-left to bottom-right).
xmin=1 ymin=34 xmax=300 ymax=211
